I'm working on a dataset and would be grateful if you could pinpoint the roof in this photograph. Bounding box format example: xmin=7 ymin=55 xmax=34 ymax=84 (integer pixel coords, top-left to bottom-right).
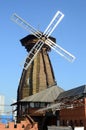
xmin=20 ymin=34 xmax=56 ymax=52
xmin=57 ymin=85 xmax=86 ymax=102
xmin=20 ymin=85 xmax=64 ymax=103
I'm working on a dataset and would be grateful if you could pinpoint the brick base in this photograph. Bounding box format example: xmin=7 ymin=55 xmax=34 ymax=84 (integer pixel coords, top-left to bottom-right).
xmin=0 ymin=116 xmax=38 ymax=130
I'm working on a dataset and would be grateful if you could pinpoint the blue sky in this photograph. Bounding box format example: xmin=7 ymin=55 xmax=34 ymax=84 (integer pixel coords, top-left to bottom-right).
xmin=0 ymin=0 xmax=86 ymax=105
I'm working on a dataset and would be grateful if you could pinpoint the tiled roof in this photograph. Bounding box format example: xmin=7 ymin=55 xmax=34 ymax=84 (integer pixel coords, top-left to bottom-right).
xmin=57 ymin=85 xmax=86 ymax=102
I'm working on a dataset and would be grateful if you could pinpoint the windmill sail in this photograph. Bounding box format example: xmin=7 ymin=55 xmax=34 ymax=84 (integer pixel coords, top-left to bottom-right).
xmin=45 ymin=38 xmax=75 ymax=62
xmin=11 ymin=11 xmax=75 ymax=70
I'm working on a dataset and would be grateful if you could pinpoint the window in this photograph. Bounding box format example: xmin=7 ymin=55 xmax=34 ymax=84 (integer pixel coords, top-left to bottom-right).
xmin=35 ymin=102 xmax=39 ymax=107
xmin=74 ymin=120 xmax=78 ymax=126
xmin=80 ymin=120 xmax=83 ymax=126
xmin=40 ymin=103 xmax=45 ymax=107
xmin=30 ymin=102 xmax=34 ymax=108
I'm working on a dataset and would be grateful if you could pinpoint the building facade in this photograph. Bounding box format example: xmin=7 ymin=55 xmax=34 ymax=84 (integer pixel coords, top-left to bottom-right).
xmin=57 ymin=85 xmax=86 ymax=129
xmin=16 ymin=85 xmax=64 ymax=123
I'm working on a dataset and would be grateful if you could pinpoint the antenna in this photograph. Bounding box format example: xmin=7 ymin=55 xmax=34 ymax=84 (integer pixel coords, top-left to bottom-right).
xmin=11 ymin=10 xmax=76 ymax=70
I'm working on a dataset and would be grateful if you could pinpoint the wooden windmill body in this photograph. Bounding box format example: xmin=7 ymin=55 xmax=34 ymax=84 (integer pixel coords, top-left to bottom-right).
xmin=17 ymin=34 xmax=57 ymax=100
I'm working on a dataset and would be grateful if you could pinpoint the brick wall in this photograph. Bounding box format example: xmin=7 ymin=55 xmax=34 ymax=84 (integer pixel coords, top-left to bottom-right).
xmin=60 ymin=98 xmax=86 ymax=129
xmin=0 ymin=116 xmax=38 ymax=130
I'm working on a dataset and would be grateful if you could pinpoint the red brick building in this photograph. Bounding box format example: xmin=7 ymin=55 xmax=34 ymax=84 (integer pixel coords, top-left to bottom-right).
xmin=57 ymin=85 xmax=86 ymax=129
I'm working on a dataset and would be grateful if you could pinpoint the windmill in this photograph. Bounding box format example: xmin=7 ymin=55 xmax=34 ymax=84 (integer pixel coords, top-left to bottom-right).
xmin=11 ymin=10 xmax=76 ymax=99
xmin=11 ymin=10 xmax=75 ymax=70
